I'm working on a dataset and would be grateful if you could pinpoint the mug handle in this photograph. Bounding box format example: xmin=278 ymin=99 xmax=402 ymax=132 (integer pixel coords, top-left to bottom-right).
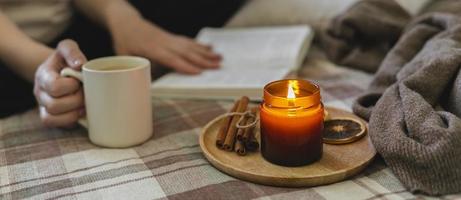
xmin=60 ymin=68 xmax=89 ymax=128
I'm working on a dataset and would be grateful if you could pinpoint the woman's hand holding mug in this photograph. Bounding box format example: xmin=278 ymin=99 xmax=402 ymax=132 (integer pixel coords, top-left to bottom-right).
xmin=34 ymin=39 xmax=87 ymax=128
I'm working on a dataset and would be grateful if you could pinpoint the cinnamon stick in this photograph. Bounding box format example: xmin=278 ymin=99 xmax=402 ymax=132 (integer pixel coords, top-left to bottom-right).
xmin=236 ymin=115 xmax=249 ymax=141
xmin=223 ymin=96 xmax=250 ymax=151
xmin=242 ymin=107 xmax=258 ymax=142
xmin=245 ymin=107 xmax=259 ymax=151
xmin=234 ymin=140 xmax=246 ymax=156
xmin=216 ymin=100 xmax=240 ymax=149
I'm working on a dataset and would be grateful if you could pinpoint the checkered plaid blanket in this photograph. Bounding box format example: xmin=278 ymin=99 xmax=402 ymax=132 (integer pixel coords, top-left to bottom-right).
xmin=0 ymin=48 xmax=459 ymax=200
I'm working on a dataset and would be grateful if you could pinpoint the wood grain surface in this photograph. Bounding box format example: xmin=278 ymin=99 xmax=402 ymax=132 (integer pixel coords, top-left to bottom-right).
xmin=199 ymin=107 xmax=376 ymax=187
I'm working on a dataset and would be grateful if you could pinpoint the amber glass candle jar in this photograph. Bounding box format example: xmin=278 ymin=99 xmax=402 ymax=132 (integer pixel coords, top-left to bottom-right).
xmin=260 ymin=79 xmax=324 ymax=167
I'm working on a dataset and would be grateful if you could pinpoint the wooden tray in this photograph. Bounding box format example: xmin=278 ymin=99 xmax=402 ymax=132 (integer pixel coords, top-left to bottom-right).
xmin=199 ymin=107 xmax=376 ymax=187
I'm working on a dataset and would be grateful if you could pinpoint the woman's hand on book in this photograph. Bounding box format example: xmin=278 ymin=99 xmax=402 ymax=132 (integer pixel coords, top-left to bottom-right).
xmin=109 ymin=17 xmax=222 ymax=74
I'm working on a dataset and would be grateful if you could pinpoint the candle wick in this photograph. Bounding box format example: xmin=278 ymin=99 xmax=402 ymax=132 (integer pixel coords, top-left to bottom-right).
xmin=287 ymin=82 xmax=297 ymax=107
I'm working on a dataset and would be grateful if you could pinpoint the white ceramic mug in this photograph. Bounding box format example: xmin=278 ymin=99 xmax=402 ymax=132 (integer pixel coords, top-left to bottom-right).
xmin=61 ymin=56 xmax=153 ymax=148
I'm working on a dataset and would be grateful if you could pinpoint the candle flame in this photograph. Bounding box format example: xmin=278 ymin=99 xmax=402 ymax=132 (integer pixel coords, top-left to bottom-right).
xmin=287 ymin=83 xmax=296 ymax=99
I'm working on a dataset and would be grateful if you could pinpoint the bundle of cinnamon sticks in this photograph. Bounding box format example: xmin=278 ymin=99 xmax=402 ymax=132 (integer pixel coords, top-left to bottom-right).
xmin=216 ymin=96 xmax=259 ymax=156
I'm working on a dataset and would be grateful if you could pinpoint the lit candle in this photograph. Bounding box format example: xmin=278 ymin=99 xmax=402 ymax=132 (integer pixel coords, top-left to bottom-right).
xmin=260 ymin=79 xmax=324 ymax=166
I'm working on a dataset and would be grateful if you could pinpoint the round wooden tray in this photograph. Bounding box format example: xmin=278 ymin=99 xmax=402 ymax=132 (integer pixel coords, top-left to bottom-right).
xmin=199 ymin=107 xmax=376 ymax=187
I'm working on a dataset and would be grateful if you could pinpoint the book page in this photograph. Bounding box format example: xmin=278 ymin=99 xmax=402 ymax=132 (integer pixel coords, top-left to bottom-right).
xmin=151 ymin=25 xmax=314 ymax=99
xmin=196 ymin=26 xmax=312 ymax=69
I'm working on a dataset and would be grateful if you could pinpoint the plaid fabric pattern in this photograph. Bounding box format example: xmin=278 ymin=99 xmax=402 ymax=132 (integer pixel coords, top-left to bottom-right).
xmin=0 ymin=48 xmax=459 ymax=200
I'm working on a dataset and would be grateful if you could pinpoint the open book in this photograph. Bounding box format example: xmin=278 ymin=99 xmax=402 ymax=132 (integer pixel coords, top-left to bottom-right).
xmin=151 ymin=25 xmax=314 ymax=100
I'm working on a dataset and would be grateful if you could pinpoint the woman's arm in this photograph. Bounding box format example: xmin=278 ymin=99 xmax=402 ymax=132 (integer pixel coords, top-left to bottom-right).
xmin=0 ymin=11 xmax=53 ymax=82
xmin=73 ymin=0 xmax=141 ymax=30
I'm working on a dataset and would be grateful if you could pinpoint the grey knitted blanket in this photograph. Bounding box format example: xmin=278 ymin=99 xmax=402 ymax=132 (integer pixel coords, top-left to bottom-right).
xmin=323 ymin=0 xmax=461 ymax=195
xmin=321 ymin=0 xmax=410 ymax=73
